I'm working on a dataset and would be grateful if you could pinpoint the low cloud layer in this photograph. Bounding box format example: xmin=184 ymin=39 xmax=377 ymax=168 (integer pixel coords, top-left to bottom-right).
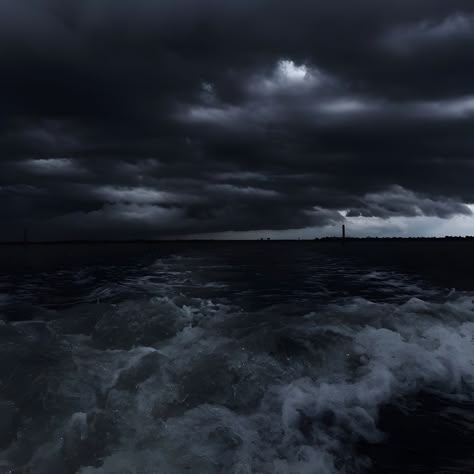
xmin=347 ymin=186 xmax=472 ymax=219
xmin=1 ymin=1 xmax=474 ymax=239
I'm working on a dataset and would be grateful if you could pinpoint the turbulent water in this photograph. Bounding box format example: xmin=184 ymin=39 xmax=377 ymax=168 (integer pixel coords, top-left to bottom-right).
xmin=0 ymin=244 xmax=473 ymax=473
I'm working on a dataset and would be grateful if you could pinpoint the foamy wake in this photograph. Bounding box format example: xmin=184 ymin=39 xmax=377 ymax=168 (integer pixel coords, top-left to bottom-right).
xmin=2 ymin=293 xmax=474 ymax=473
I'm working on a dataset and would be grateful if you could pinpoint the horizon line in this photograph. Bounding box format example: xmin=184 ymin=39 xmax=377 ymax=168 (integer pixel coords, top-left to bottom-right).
xmin=1 ymin=236 xmax=474 ymax=245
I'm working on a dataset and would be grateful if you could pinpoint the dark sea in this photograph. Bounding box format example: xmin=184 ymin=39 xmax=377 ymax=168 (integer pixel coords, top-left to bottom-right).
xmin=0 ymin=242 xmax=473 ymax=474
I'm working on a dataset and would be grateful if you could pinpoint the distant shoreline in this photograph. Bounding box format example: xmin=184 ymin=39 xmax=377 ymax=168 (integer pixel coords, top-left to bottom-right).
xmin=1 ymin=236 xmax=474 ymax=245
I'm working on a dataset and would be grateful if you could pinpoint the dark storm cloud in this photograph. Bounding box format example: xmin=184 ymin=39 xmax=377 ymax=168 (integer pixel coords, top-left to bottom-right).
xmin=346 ymin=186 xmax=472 ymax=219
xmin=1 ymin=0 xmax=474 ymax=239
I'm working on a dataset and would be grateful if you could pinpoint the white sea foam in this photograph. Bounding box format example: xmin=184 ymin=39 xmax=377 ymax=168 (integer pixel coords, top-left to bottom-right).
xmin=8 ymin=291 xmax=469 ymax=474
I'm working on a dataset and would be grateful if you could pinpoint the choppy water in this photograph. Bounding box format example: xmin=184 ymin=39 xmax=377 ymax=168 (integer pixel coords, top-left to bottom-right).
xmin=0 ymin=244 xmax=473 ymax=473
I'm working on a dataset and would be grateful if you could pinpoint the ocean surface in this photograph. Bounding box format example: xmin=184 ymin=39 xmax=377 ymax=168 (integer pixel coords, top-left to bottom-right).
xmin=0 ymin=242 xmax=473 ymax=473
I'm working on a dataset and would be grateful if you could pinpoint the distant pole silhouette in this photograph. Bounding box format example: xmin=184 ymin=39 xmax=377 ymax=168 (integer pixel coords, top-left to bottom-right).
xmin=342 ymin=224 xmax=346 ymax=243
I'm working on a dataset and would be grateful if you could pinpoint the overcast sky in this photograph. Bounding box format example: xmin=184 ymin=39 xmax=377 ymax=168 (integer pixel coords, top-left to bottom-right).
xmin=2 ymin=0 xmax=474 ymax=240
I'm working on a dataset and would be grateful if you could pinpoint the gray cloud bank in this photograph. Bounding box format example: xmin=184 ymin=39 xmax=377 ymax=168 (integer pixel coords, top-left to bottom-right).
xmin=1 ymin=1 xmax=474 ymax=239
